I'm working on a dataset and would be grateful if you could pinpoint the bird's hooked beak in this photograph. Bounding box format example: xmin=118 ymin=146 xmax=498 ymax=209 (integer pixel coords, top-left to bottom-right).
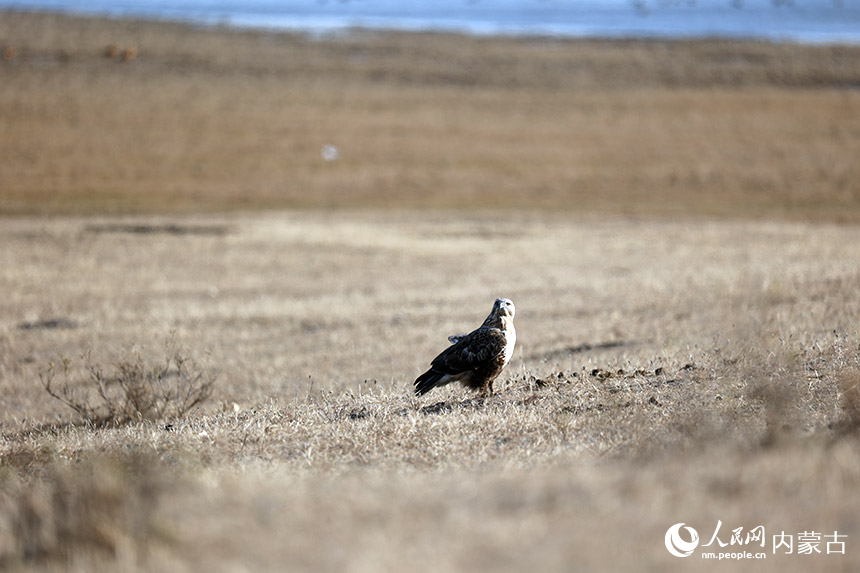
xmin=495 ymin=298 xmax=515 ymax=319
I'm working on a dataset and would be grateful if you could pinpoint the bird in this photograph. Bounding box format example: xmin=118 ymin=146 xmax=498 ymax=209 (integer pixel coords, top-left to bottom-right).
xmin=414 ymin=298 xmax=516 ymax=397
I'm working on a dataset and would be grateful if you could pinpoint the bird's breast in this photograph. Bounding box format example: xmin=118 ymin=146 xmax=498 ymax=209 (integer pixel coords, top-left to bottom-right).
xmin=502 ymin=323 xmax=516 ymax=366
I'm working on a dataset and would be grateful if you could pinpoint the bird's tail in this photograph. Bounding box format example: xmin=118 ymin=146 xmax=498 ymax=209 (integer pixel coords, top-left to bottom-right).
xmin=414 ymin=369 xmax=446 ymax=396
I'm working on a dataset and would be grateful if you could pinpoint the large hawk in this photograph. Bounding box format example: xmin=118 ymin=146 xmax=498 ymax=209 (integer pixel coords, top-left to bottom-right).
xmin=414 ymin=298 xmax=516 ymax=397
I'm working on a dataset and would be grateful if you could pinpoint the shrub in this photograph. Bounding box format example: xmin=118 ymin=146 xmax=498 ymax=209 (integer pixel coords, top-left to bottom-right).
xmin=41 ymin=339 xmax=217 ymax=427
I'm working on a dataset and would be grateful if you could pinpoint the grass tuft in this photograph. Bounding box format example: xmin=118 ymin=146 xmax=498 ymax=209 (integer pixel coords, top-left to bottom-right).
xmin=836 ymin=368 xmax=860 ymax=434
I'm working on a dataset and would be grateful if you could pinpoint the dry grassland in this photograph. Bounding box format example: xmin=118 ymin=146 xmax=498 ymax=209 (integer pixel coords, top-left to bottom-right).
xmin=1 ymin=211 xmax=860 ymax=571
xmin=2 ymin=10 xmax=860 ymax=573
xmin=1 ymin=12 xmax=860 ymax=219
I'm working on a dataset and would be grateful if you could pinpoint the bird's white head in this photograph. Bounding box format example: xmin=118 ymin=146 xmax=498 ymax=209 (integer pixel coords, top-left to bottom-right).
xmin=494 ymin=298 xmax=515 ymax=320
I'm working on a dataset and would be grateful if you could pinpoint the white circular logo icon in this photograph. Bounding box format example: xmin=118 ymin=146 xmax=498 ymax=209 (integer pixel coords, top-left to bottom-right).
xmin=665 ymin=523 xmax=699 ymax=557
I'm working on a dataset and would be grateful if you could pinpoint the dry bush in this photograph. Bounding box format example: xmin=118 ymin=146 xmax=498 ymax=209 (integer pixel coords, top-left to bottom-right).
xmin=0 ymin=454 xmax=173 ymax=568
xmin=41 ymin=340 xmax=217 ymax=427
xmin=103 ymin=43 xmax=120 ymax=58
xmin=120 ymin=46 xmax=138 ymax=62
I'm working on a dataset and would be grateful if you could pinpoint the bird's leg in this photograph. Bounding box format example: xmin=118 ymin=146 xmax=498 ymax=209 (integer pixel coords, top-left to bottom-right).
xmin=479 ymin=381 xmax=494 ymax=398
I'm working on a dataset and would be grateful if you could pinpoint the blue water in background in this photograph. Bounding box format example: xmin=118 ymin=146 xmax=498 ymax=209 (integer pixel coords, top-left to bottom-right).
xmin=1 ymin=0 xmax=859 ymax=43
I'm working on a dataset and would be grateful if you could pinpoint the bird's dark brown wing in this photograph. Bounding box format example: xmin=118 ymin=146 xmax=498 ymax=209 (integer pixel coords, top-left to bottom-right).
xmin=430 ymin=327 xmax=507 ymax=374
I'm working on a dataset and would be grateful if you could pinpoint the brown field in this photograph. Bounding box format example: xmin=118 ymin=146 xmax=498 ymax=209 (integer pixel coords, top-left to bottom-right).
xmin=2 ymin=212 xmax=860 ymax=571
xmin=2 ymin=11 xmax=860 ymax=573
xmin=2 ymin=11 xmax=860 ymax=219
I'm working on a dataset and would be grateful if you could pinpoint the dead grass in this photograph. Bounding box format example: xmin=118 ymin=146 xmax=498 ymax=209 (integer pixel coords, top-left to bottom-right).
xmin=1 ymin=211 xmax=860 ymax=570
xmin=836 ymin=368 xmax=860 ymax=433
xmin=1 ymin=12 xmax=860 ymax=220
xmin=0 ymin=453 xmax=175 ymax=570
xmin=2 ymin=333 xmax=860 ymax=570
xmin=3 ymin=11 xmax=860 ymax=571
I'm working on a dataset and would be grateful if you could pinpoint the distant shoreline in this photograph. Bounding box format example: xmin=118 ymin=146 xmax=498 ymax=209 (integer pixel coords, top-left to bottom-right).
xmin=3 ymin=1 xmax=860 ymax=45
